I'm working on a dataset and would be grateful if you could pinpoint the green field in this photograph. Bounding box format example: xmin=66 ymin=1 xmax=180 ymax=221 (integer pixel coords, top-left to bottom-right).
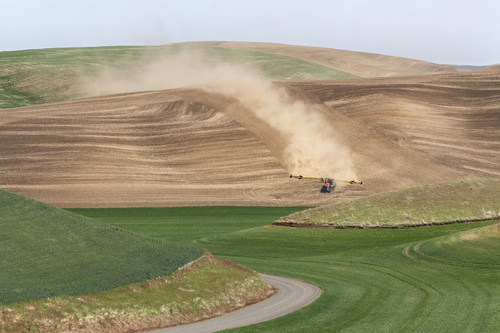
xmin=67 ymin=206 xmax=311 ymax=243
xmin=72 ymin=206 xmax=500 ymax=332
xmin=0 ymin=45 xmax=357 ymax=109
xmin=277 ymin=178 xmax=500 ymax=228
xmin=0 ymin=189 xmax=202 ymax=306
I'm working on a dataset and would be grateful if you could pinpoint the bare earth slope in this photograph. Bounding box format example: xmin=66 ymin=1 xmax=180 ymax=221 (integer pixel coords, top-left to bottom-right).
xmin=1 ymin=68 xmax=499 ymax=208
xmin=181 ymin=41 xmax=460 ymax=78
xmin=0 ymin=43 xmax=498 ymax=208
xmin=287 ymin=70 xmax=500 ymax=182
xmin=0 ymin=90 xmax=298 ymax=207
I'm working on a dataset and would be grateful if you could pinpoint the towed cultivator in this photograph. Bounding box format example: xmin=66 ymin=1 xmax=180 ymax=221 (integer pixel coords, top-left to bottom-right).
xmin=289 ymin=174 xmax=363 ymax=193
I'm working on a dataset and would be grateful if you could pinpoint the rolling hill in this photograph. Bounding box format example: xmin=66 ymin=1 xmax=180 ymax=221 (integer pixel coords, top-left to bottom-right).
xmin=0 ymin=43 xmax=498 ymax=207
xmin=275 ymin=178 xmax=500 ymax=228
xmin=0 ymin=188 xmax=202 ymax=305
xmin=1 ymin=42 xmax=499 ymax=333
xmin=0 ymin=44 xmax=357 ymax=109
xmin=180 ymin=41 xmax=461 ymax=77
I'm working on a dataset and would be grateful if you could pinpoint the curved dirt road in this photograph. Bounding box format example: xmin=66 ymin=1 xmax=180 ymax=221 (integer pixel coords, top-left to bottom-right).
xmin=149 ymin=274 xmax=321 ymax=333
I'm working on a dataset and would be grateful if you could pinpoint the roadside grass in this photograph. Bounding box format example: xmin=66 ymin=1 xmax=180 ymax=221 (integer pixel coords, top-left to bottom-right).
xmin=1 ymin=253 xmax=274 ymax=333
xmin=76 ymin=206 xmax=500 ymax=332
xmin=0 ymin=189 xmax=202 ymax=306
xmin=0 ymin=45 xmax=357 ymax=109
xmin=276 ymin=178 xmax=500 ymax=228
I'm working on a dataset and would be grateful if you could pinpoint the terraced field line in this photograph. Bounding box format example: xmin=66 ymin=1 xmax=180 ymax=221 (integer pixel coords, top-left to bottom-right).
xmin=151 ymin=274 xmax=321 ymax=333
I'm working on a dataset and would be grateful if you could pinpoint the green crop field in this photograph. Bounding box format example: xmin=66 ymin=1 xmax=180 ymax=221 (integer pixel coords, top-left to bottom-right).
xmin=0 ymin=189 xmax=202 ymax=306
xmin=73 ymin=205 xmax=500 ymax=332
xmin=0 ymin=45 xmax=357 ymax=109
xmin=277 ymin=178 xmax=500 ymax=228
xmin=67 ymin=206 xmax=311 ymax=243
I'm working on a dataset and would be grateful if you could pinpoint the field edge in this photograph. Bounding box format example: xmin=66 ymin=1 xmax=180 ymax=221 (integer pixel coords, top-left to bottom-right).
xmin=0 ymin=253 xmax=276 ymax=333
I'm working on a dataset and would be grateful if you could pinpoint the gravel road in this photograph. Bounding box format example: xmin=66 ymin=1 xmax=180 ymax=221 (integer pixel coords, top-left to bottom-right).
xmin=149 ymin=273 xmax=322 ymax=333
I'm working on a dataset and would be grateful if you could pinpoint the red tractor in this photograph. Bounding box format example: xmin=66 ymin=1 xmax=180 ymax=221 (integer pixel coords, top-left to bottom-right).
xmin=320 ymin=178 xmax=336 ymax=193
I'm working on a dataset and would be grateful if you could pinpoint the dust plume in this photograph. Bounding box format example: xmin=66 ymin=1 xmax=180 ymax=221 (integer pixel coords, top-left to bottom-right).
xmin=83 ymin=51 xmax=357 ymax=179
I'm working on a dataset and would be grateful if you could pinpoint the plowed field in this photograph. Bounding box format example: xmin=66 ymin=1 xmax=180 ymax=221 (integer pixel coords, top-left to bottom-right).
xmin=0 ymin=45 xmax=498 ymax=208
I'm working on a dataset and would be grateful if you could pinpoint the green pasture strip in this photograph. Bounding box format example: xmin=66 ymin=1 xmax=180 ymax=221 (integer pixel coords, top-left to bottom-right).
xmin=452 ymin=65 xmax=490 ymax=71
xmin=0 ymin=189 xmax=202 ymax=306
xmin=81 ymin=206 xmax=500 ymax=332
xmin=1 ymin=255 xmax=271 ymax=333
xmin=0 ymin=45 xmax=357 ymax=109
xmin=280 ymin=178 xmax=500 ymax=228
xmin=67 ymin=206 xmax=310 ymax=243
xmin=200 ymin=46 xmax=358 ymax=81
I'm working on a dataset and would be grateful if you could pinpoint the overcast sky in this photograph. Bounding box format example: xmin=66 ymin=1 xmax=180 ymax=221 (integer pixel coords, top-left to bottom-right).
xmin=1 ymin=0 xmax=498 ymax=65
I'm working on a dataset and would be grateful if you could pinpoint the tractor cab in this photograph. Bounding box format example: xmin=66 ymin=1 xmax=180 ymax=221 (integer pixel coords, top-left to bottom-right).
xmin=320 ymin=178 xmax=336 ymax=193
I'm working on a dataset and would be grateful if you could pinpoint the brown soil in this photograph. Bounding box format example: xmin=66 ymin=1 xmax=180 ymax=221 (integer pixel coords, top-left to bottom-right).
xmin=0 ymin=45 xmax=499 ymax=208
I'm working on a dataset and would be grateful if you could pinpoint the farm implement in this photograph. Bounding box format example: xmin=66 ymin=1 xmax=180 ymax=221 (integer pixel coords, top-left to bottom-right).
xmin=289 ymin=174 xmax=363 ymax=193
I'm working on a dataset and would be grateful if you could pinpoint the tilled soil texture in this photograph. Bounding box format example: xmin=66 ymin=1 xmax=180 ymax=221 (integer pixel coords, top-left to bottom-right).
xmin=1 ymin=68 xmax=499 ymax=208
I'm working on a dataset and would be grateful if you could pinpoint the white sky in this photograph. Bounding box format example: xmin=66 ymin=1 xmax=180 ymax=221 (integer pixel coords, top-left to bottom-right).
xmin=1 ymin=0 xmax=498 ymax=65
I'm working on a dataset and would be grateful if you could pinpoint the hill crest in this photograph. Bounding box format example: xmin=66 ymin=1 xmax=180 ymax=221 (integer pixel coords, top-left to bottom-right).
xmin=177 ymin=41 xmax=460 ymax=77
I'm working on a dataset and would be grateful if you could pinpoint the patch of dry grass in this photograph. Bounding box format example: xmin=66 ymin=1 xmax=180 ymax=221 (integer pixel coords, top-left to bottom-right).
xmin=276 ymin=178 xmax=500 ymax=228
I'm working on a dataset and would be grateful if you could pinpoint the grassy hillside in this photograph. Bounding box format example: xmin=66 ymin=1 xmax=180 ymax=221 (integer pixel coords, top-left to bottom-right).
xmin=74 ymin=206 xmax=500 ymax=332
xmin=404 ymin=221 xmax=500 ymax=268
xmin=1 ymin=254 xmax=274 ymax=333
xmin=0 ymin=45 xmax=357 ymax=109
xmin=276 ymin=178 xmax=500 ymax=228
xmin=0 ymin=189 xmax=202 ymax=306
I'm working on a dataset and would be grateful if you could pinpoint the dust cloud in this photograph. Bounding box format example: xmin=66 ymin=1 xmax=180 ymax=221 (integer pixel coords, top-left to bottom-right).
xmin=83 ymin=51 xmax=357 ymax=180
